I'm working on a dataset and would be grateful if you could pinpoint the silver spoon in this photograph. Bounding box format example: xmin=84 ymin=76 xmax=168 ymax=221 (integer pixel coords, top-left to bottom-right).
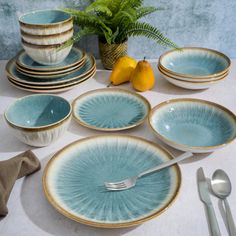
xmin=212 ymin=169 xmax=236 ymax=236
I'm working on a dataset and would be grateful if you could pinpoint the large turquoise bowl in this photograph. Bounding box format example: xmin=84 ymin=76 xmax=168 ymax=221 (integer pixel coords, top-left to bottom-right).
xmin=149 ymin=99 xmax=236 ymax=153
xmin=5 ymin=94 xmax=72 ymax=146
xmin=159 ymin=47 xmax=231 ymax=79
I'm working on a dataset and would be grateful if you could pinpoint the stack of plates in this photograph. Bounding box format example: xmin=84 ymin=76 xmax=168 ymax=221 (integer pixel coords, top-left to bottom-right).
xmin=158 ymin=47 xmax=231 ymax=90
xmin=5 ymin=47 xmax=96 ymax=93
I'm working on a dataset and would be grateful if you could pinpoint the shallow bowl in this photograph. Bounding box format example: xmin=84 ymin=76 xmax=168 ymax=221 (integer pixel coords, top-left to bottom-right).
xmin=149 ymin=99 xmax=236 ymax=153
xmin=159 ymin=47 xmax=230 ymax=79
xmin=19 ymin=9 xmax=73 ymax=35
xmin=22 ymin=40 xmax=72 ymax=65
xmin=5 ymin=94 xmax=72 ymax=146
xmin=159 ymin=69 xmax=228 ymax=90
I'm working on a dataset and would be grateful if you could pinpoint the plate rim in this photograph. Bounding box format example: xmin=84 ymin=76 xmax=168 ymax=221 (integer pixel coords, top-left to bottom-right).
xmin=7 ymin=69 xmax=96 ymax=93
xmin=42 ymin=134 xmax=181 ymax=228
xmin=149 ymin=98 xmax=236 ymax=151
xmin=72 ymin=88 xmax=151 ymax=131
xmin=16 ymin=47 xmax=85 ymax=72
xmin=5 ymin=54 xmax=96 ymax=85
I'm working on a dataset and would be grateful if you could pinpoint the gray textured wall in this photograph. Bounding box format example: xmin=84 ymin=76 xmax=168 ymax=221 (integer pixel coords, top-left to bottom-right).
xmin=1 ymin=0 xmax=236 ymax=59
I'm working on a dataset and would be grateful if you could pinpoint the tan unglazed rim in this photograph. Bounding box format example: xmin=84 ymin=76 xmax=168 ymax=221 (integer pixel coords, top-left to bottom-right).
xmin=158 ymin=65 xmax=229 ymax=83
xmin=42 ymin=134 xmax=181 ymax=228
xmin=7 ymin=69 xmax=96 ymax=93
xmin=16 ymin=48 xmax=85 ymax=72
xmin=72 ymin=88 xmax=151 ymax=131
xmin=158 ymin=47 xmax=231 ymax=79
xmin=19 ymin=10 xmax=72 ymax=27
xmin=20 ymin=27 xmax=73 ymax=39
xmin=149 ymin=98 xmax=236 ymax=151
xmin=6 ymin=54 xmax=96 ymax=85
xmin=9 ymin=66 xmax=96 ymax=89
xmin=22 ymin=38 xmax=71 ymax=49
xmin=4 ymin=94 xmax=72 ymax=132
xmin=15 ymin=57 xmax=85 ymax=76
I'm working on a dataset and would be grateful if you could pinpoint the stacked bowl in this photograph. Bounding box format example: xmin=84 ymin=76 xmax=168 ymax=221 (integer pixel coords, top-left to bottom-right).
xmin=158 ymin=47 xmax=231 ymax=90
xmin=19 ymin=9 xmax=73 ymax=65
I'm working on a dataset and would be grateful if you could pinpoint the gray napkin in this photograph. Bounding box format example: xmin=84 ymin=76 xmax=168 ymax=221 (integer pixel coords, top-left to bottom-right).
xmin=0 ymin=150 xmax=40 ymax=216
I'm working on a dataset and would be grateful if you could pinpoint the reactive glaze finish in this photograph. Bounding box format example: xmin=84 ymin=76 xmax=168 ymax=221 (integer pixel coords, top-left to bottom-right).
xmin=149 ymin=99 xmax=236 ymax=152
xmin=159 ymin=47 xmax=230 ymax=78
xmin=5 ymin=94 xmax=72 ymax=146
xmin=72 ymin=89 xmax=151 ymax=131
xmin=19 ymin=10 xmax=73 ymax=35
xmin=43 ymin=135 xmax=181 ymax=228
xmin=6 ymin=54 xmax=95 ymax=85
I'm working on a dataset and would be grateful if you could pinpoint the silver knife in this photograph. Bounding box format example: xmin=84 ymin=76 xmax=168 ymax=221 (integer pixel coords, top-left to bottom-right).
xmin=197 ymin=167 xmax=221 ymax=236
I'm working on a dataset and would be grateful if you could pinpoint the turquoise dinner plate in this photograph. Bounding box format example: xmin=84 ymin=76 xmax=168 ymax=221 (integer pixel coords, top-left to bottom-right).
xmin=43 ymin=135 xmax=181 ymax=228
xmin=16 ymin=47 xmax=85 ymax=72
xmin=6 ymin=54 xmax=95 ymax=86
xmin=72 ymin=88 xmax=151 ymax=131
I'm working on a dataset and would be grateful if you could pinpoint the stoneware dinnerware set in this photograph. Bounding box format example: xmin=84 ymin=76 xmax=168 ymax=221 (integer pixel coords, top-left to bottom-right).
xmin=3 ymin=9 xmax=236 ymax=230
xmin=5 ymin=9 xmax=96 ymax=93
xmin=158 ymin=47 xmax=231 ymax=89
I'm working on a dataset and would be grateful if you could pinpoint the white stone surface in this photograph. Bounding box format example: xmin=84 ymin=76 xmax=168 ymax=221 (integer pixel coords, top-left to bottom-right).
xmin=0 ymin=60 xmax=236 ymax=236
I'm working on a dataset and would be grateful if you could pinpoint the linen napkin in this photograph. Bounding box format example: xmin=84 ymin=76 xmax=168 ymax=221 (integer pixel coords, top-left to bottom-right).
xmin=0 ymin=150 xmax=40 ymax=216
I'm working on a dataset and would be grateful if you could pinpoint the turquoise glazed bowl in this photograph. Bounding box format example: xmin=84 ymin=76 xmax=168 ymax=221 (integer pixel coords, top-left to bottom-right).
xmin=43 ymin=135 xmax=181 ymax=228
xmin=5 ymin=94 xmax=72 ymax=146
xmin=159 ymin=47 xmax=231 ymax=79
xmin=149 ymin=99 xmax=236 ymax=153
xmin=19 ymin=10 xmax=72 ymax=35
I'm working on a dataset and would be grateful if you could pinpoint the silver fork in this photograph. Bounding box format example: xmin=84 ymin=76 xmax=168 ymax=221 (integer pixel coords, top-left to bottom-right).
xmin=104 ymin=151 xmax=193 ymax=191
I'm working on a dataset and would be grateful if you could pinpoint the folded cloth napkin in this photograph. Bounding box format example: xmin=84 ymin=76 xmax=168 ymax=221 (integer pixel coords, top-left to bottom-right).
xmin=0 ymin=150 xmax=40 ymax=216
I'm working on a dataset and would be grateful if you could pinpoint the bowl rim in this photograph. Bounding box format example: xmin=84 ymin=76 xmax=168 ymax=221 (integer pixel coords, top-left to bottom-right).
xmin=19 ymin=9 xmax=72 ymax=27
xmin=149 ymin=98 xmax=236 ymax=151
xmin=158 ymin=65 xmax=228 ymax=84
xmin=4 ymin=94 xmax=72 ymax=131
xmin=158 ymin=47 xmax=231 ymax=79
xmin=72 ymin=88 xmax=151 ymax=131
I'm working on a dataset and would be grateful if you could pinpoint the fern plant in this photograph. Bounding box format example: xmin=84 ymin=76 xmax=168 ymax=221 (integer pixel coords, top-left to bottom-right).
xmin=64 ymin=0 xmax=177 ymax=48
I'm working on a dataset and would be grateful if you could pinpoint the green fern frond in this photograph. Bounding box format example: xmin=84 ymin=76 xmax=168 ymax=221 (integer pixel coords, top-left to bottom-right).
xmin=111 ymin=9 xmax=137 ymax=28
xmin=136 ymin=6 xmax=158 ymax=19
xmin=120 ymin=0 xmax=143 ymax=10
xmin=85 ymin=2 xmax=112 ymax=16
xmin=120 ymin=22 xmax=178 ymax=48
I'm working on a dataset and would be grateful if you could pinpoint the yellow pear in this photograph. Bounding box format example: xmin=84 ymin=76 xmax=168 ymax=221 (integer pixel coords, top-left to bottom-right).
xmin=109 ymin=56 xmax=137 ymax=85
xmin=131 ymin=58 xmax=155 ymax=92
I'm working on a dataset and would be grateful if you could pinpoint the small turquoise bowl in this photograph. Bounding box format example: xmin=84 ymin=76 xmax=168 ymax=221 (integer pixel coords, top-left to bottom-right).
xmin=149 ymin=99 xmax=236 ymax=153
xmin=159 ymin=47 xmax=231 ymax=79
xmin=5 ymin=94 xmax=72 ymax=147
xmin=19 ymin=9 xmax=72 ymax=27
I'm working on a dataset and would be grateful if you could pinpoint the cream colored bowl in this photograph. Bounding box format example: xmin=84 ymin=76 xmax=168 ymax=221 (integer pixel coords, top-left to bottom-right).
xmin=22 ymin=40 xmax=72 ymax=65
xmin=21 ymin=28 xmax=73 ymax=45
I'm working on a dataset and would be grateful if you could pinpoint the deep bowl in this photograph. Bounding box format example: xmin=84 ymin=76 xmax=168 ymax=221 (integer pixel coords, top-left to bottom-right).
xmin=159 ymin=47 xmax=231 ymax=79
xmin=19 ymin=9 xmax=73 ymax=35
xmin=149 ymin=99 xmax=236 ymax=153
xmin=22 ymin=40 xmax=72 ymax=65
xmin=5 ymin=94 xmax=72 ymax=146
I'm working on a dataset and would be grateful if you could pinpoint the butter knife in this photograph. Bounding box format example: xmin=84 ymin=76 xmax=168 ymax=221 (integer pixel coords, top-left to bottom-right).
xmin=197 ymin=167 xmax=221 ymax=236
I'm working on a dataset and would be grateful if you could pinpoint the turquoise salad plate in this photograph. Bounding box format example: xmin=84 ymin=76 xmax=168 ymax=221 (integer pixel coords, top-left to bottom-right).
xmin=72 ymin=88 xmax=151 ymax=131
xmin=43 ymin=135 xmax=181 ymax=228
xmin=149 ymin=98 xmax=236 ymax=153
xmin=159 ymin=47 xmax=231 ymax=78
xmin=5 ymin=54 xmax=95 ymax=86
xmin=16 ymin=47 xmax=85 ymax=72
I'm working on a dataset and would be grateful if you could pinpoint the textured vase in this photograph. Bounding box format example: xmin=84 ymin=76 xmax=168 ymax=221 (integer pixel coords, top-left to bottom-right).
xmin=99 ymin=40 xmax=128 ymax=70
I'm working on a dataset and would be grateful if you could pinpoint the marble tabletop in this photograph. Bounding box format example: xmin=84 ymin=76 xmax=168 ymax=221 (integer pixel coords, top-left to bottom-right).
xmin=0 ymin=59 xmax=235 ymax=236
